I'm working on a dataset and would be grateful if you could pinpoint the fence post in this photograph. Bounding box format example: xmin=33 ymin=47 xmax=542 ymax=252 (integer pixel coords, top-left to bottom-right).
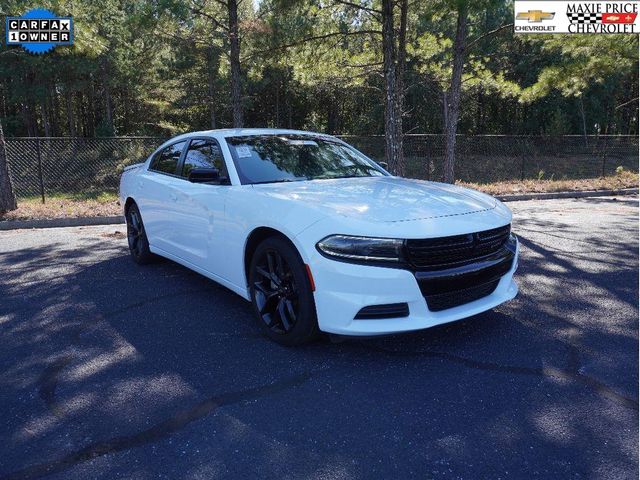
xmin=425 ymin=137 xmax=430 ymax=181
xmin=601 ymin=135 xmax=609 ymax=177
xmin=35 ymin=137 xmax=45 ymax=203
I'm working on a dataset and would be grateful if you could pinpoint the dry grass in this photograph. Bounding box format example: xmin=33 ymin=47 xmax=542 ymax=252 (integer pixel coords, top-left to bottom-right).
xmin=1 ymin=192 xmax=120 ymax=222
xmin=1 ymin=172 xmax=637 ymax=222
xmin=460 ymin=171 xmax=638 ymax=196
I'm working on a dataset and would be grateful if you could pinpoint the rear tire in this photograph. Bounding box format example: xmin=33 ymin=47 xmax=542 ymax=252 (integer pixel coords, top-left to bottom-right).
xmin=249 ymin=236 xmax=319 ymax=346
xmin=126 ymin=203 xmax=154 ymax=265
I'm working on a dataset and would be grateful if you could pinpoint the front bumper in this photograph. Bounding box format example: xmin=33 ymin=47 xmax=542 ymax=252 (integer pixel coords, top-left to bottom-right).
xmin=306 ymin=236 xmax=519 ymax=336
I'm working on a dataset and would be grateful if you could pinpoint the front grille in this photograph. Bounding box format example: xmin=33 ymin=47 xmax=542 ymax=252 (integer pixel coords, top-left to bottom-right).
xmin=406 ymin=224 xmax=511 ymax=270
xmin=354 ymin=303 xmax=409 ymax=320
xmin=425 ymin=280 xmax=500 ymax=312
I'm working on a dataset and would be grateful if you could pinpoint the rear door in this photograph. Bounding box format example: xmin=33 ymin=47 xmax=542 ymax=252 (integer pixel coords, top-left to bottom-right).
xmin=171 ymin=138 xmax=230 ymax=272
xmin=138 ymin=140 xmax=187 ymax=254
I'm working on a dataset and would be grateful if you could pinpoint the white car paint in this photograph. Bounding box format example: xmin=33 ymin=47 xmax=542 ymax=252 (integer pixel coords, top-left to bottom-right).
xmin=120 ymin=128 xmax=518 ymax=335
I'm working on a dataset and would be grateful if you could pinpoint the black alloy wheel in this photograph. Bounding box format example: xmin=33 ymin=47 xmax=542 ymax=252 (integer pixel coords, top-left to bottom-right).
xmin=249 ymin=236 xmax=319 ymax=345
xmin=126 ymin=203 xmax=154 ymax=264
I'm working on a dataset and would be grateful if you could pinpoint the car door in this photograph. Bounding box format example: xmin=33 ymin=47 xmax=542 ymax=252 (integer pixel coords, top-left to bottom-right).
xmin=171 ymin=137 xmax=230 ymax=272
xmin=138 ymin=140 xmax=187 ymax=254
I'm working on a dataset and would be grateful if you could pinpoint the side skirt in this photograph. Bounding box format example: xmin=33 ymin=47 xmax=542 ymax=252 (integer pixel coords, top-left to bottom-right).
xmin=149 ymin=245 xmax=251 ymax=301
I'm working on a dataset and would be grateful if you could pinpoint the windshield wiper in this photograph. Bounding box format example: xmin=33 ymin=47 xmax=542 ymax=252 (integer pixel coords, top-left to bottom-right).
xmin=251 ymin=178 xmax=300 ymax=185
xmin=313 ymin=174 xmax=370 ymax=180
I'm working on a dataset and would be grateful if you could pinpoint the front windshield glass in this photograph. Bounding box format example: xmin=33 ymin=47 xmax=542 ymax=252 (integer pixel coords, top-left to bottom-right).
xmin=226 ymin=134 xmax=388 ymax=185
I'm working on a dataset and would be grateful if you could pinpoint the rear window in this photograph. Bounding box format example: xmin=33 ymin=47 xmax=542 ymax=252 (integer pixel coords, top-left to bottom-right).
xmin=182 ymin=140 xmax=227 ymax=178
xmin=150 ymin=141 xmax=186 ymax=175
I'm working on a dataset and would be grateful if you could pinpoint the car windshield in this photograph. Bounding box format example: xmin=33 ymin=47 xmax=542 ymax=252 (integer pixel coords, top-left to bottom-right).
xmin=225 ymin=134 xmax=388 ymax=185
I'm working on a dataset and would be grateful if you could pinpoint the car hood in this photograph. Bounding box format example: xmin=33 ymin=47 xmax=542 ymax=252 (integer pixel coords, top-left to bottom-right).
xmin=251 ymin=177 xmax=497 ymax=223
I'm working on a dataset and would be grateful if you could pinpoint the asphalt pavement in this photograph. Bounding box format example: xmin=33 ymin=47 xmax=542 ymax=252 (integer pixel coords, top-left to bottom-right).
xmin=0 ymin=196 xmax=637 ymax=479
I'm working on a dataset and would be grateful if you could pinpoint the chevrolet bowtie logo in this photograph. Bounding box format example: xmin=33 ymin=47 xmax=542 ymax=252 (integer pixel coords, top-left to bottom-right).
xmin=516 ymin=10 xmax=555 ymax=22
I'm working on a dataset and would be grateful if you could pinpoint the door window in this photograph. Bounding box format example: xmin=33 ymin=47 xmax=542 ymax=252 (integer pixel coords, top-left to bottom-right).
xmin=150 ymin=141 xmax=186 ymax=175
xmin=182 ymin=139 xmax=228 ymax=182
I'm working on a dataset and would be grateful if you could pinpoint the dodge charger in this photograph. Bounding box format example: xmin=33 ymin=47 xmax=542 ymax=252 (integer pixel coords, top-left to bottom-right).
xmin=119 ymin=129 xmax=519 ymax=345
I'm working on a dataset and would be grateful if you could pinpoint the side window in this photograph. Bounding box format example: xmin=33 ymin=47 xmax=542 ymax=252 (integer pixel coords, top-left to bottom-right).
xmin=182 ymin=139 xmax=228 ymax=181
xmin=150 ymin=141 xmax=186 ymax=174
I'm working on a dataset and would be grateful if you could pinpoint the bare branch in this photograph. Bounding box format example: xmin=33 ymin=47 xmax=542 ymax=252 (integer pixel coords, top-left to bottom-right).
xmin=0 ymin=49 xmax=23 ymax=57
xmin=615 ymin=97 xmax=639 ymax=110
xmin=190 ymin=5 xmax=230 ymax=32
xmin=466 ymin=23 xmax=513 ymax=50
xmin=245 ymin=29 xmax=382 ymax=60
xmin=331 ymin=0 xmax=382 ymax=17
xmin=340 ymin=61 xmax=383 ymax=68
xmin=159 ymin=29 xmax=226 ymax=47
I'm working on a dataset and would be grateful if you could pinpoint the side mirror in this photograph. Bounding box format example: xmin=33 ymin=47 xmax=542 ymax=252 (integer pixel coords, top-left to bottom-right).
xmin=188 ymin=167 xmax=220 ymax=183
xmin=379 ymin=161 xmax=389 ymax=170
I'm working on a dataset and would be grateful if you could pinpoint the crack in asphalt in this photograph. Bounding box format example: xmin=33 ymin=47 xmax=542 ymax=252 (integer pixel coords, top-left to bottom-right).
xmin=1 ymin=281 xmax=216 ymax=318
xmin=3 ymin=372 xmax=312 ymax=480
xmin=357 ymin=343 xmax=638 ymax=410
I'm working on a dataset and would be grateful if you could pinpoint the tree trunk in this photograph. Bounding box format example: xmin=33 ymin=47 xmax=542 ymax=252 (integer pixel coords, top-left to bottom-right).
xmin=102 ymin=58 xmax=114 ymax=134
xmin=327 ymin=93 xmax=338 ymax=134
xmin=0 ymin=120 xmax=17 ymax=213
xmin=80 ymin=91 xmax=88 ymax=136
xmin=41 ymin=101 xmax=51 ymax=137
xmin=123 ymin=88 xmax=130 ymax=133
xmin=23 ymin=102 xmax=37 ymax=137
xmin=50 ymin=83 xmax=61 ymax=136
xmin=207 ymin=46 xmax=218 ymax=129
xmin=579 ymin=94 xmax=588 ymax=146
xmin=228 ymin=0 xmax=243 ymax=128
xmin=275 ymin=87 xmax=280 ymax=127
xmin=394 ymin=0 xmax=408 ymax=176
xmin=382 ymin=0 xmax=403 ymax=176
xmin=443 ymin=3 xmax=468 ymax=184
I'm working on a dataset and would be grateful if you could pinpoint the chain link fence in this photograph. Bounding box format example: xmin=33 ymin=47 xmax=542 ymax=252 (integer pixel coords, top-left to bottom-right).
xmin=344 ymin=134 xmax=639 ymax=183
xmin=4 ymin=134 xmax=638 ymax=200
xmin=5 ymin=137 xmax=165 ymax=200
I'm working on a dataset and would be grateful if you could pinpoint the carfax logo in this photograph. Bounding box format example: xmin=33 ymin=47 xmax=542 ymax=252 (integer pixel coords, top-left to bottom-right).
xmin=6 ymin=8 xmax=73 ymax=54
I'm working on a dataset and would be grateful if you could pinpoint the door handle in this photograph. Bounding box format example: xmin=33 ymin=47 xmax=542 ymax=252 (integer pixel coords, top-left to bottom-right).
xmin=170 ymin=193 xmax=178 ymax=202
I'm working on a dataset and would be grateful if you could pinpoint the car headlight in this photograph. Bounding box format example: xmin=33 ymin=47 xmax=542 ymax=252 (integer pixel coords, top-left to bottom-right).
xmin=316 ymin=235 xmax=405 ymax=263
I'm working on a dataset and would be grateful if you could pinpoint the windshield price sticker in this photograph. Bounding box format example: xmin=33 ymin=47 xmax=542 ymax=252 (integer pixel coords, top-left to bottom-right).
xmin=235 ymin=146 xmax=253 ymax=158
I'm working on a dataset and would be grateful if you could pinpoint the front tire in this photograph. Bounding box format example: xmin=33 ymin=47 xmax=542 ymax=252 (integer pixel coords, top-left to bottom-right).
xmin=249 ymin=237 xmax=319 ymax=346
xmin=126 ymin=203 xmax=154 ymax=264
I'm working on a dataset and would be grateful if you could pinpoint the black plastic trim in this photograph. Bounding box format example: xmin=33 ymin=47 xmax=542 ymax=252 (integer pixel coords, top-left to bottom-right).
xmin=414 ymin=246 xmax=515 ymax=296
xmin=354 ymin=303 xmax=410 ymax=320
xmin=406 ymin=224 xmax=511 ymax=270
xmin=425 ymin=279 xmax=501 ymax=312
xmin=414 ymin=234 xmax=517 ymax=311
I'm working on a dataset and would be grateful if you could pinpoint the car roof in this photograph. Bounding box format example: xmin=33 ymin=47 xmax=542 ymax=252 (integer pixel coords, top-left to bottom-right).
xmin=173 ymin=128 xmax=332 ymax=141
xmin=151 ymin=128 xmax=343 ymax=158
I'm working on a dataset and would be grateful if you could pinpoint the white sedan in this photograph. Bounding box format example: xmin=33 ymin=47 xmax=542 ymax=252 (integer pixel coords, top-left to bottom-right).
xmin=119 ymin=129 xmax=519 ymax=345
